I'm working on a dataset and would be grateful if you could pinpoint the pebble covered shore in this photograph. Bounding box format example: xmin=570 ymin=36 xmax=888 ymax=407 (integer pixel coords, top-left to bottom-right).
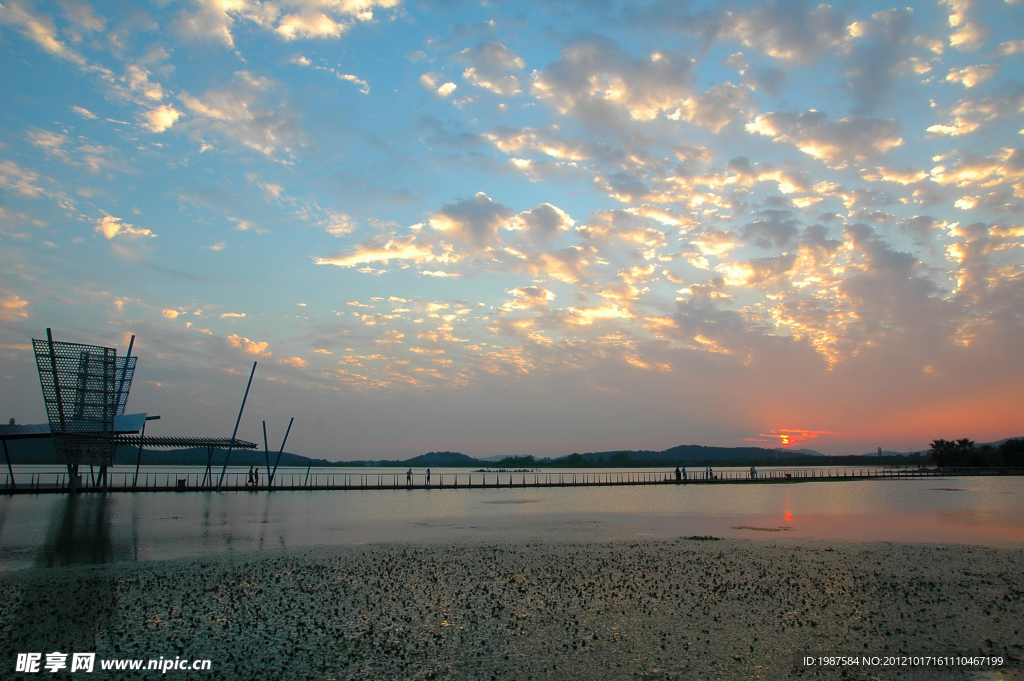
xmin=1 ymin=538 xmax=1021 ymax=680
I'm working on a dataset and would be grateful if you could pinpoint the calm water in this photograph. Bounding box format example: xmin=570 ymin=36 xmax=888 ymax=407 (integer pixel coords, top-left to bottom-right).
xmin=0 ymin=467 xmax=1021 ymax=571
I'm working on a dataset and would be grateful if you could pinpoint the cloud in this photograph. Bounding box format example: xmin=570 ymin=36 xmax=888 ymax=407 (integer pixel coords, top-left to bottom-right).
xmin=337 ymin=73 xmax=369 ymax=94
xmin=667 ymin=83 xmax=755 ymax=133
xmin=180 ymin=71 xmax=301 ymax=155
xmin=898 ymin=215 xmax=947 ymax=244
xmin=429 ymin=192 xmax=514 ymax=247
xmin=945 ymin=64 xmax=998 ymax=88
xmin=503 ymin=286 xmax=555 ymax=310
xmin=278 ymin=356 xmax=307 ymax=367
xmin=221 ymin=312 xmax=246 ymax=318
xmin=162 ymin=309 xmax=180 ymax=319
xmin=930 ymin=148 xmax=1024 ymax=188
xmin=995 ymin=40 xmax=1024 ymax=57
xmin=746 ymin=111 xmax=903 ymax=167
xmin=689 ymin=230 xmax=740 ymax=257
xmin=943 ymin=222 xmax=1024 ymax=333
xmin=653 ymin=0 xmax=848 ymax=63
xmin=141 ymin=104 xmax=183 ymax=133
xmin=717 ymin=252 xmax=798 ymax=286
xmin=531 ymin=37 xmax=696 ymax=124
xmin=950 ymin=22 xmax=991 ymax=52
xmin=226 ymin=333 xmax=270 ymax=355
xmin=508 ymin=203 xmax=575 ymax=240
xmin=419 ymin=72 xmax=458 ymax=97
xmin=0 ymin=0 xmax=88 ymax=67
xmin=843 ymin=8 xmax=914 ymax=114
xmin=123 ymin=64 xmax=166 ymax=103
xmin=0 ymin=159 xmax=44 ymax=199
xmin=174 ymin=0 xmax=399 ymax=47
xmin=927 ymin=93 xmax=1024 ymax=137
xmin=860 ymin=166 xmax=929 ymax=185
xmin=486 ymin=126 xmax=592 ymax=162
xmin=456 ymin=42 xmax=525 ymax=96
xmin=566 ymin=303 xmax=633 ymax=325
xmin=741 ymin=210 xmax=800 ymax=249
xmin=60 ymin=0 xmax=106 ymax=33
xmin=71 ymin=105 xmax=97 ymax=119
xmin=0 ymin=294 xmax=29 ymax=321
xmin=27 ymin=129 xmax=68 ymax=159
xmin=315 ymin=234 xmax=439 ymax=268
xmin=94 ymin=215 xmax=155 ymax=239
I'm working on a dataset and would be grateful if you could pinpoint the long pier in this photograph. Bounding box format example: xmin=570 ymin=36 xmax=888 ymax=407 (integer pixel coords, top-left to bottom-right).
xmin=2 ymin=466 xmax=1021 ymax=494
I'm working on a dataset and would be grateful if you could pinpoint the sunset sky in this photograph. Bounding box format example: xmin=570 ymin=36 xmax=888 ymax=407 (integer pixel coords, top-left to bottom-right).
xmin=1 ymin=0 xmax=1022 ymax=459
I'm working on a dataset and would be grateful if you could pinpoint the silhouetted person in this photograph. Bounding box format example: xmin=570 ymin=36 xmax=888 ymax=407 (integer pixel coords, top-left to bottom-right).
xmin=426 ymin=468 xmax=431 ymax=485
xmin=750 ymin=465 xmax=757 ymax=479
xmin=406 ymin=468 xmax=412 ymax=486
xmin=254 ymin=467 xmax=259 ymax=486
xmin=675 ymin=466 xmax=681 ymax=482
xmin=681 ymin=466 xmax=687 ymax=480
xmin=247 ymin=466 xmax=255 ymax=486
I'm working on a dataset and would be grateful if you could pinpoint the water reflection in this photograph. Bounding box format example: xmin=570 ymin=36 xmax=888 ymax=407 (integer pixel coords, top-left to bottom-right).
xmin=0 ymin=475 xmax=1020 ymax=571
xmin=37 ymin=493 xmax=121 ymax=567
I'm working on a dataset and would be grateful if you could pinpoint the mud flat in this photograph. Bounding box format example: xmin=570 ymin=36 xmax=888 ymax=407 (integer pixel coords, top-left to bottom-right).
xmin=1 ymin=538 xmax=1021 ymax=680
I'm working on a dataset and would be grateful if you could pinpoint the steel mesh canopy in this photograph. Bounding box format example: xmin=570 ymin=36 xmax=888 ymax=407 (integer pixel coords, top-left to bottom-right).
xmin=33 ymin=336 xmax=118 ymax=465
xmin=115 ymin=355 xmax=137 ymax=416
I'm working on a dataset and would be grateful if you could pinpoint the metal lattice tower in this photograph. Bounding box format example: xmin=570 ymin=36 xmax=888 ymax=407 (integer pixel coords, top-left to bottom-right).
xmin=32 ymin=332 xmax=118 ymax=465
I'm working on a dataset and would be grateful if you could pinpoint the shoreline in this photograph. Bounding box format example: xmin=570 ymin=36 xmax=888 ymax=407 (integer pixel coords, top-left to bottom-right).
xmin=2 ymin=537 xmax=1021 ymax=679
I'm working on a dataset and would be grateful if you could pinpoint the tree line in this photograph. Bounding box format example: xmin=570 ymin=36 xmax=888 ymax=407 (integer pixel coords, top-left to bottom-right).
xmin=929 ymin=438 xmax=1023 ymax=468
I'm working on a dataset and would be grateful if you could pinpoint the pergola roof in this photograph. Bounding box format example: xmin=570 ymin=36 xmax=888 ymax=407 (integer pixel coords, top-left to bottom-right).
xmin=115 ymin=435 xmax=257 ymax=449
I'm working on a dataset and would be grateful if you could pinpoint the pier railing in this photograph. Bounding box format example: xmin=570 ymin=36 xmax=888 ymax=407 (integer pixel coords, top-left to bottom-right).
xmin=2 ymin=466 xmax=1022 ymax=493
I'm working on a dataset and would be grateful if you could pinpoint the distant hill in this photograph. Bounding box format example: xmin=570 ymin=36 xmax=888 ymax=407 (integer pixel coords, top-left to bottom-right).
xmin=982 ymin=436 xmax=1024 ymax=447
xmin=379 ymin=451 xmax=480 ymax=467
xmin=580 ymin=444 xmax=822 ymax=463
xmin=0 ymin=439 xmax=337 ymax=468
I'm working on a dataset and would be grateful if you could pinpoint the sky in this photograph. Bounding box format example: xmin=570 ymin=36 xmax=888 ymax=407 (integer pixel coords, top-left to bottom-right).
xmin=0 ymin=0 xmax=1022 ymax=460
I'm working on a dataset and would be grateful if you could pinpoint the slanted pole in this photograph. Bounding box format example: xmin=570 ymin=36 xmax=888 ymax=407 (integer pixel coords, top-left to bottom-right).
xmin=217 ymin=362 xmax=257 ymax=491
xmin=47 ymin=329 xmax=74 ymax=493
xmin=3 ymin=439 xmax=14 ymax=489
xmin=133 ymin=420 xmax=147 ymax=487
xmin=263 ymin=421 xmax=271 ymax=482
xmin=114 ymin=335 xmax=134 ymax=414
xmin=45 ymin=329 xmax=67 ymax=434
xmin=305 ymin=456 xmax=313 ymax=487
xmin=270 ymin=417 xmax=293 ymax=486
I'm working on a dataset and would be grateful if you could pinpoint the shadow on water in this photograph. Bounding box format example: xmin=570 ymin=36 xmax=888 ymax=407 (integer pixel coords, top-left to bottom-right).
xmin=37 ymin=493 xmax=118 ymax=568
xmin=6 ymin=495 xmax=123 ymax=655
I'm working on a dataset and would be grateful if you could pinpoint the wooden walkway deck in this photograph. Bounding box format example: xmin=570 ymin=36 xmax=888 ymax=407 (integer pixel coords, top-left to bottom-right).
xmin=2 ymin=466 xmax=1021 ymax=494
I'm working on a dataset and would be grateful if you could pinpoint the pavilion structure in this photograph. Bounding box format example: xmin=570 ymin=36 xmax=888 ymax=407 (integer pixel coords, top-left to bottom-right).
xmin=0 ymin=329 xmax=255 ymax=491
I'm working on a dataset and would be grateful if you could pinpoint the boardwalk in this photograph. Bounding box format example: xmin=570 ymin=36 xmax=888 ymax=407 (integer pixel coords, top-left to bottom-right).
xmin=2 ymin=466 xmax=1021 ymax=494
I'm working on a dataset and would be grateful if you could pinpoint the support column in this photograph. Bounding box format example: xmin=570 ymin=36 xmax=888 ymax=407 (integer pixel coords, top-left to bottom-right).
xmin=67 ymin=463 xmax=78 ymax=493
xmin=3 ymin=439 xmax=14 ymax=489
xmin=133 ymin=421 xmax=147 ymax=488
xmin=203 ymin=447 xmax=213 ymax=487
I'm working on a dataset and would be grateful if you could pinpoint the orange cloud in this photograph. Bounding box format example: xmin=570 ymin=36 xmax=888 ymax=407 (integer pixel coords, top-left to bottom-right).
xmin=227 ymin=333 xmax=270 ymax=355
xmin=756 ymin=429 xmax=840 ymax=448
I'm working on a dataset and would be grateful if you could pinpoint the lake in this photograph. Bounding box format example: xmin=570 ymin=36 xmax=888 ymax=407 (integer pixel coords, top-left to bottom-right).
xmin=0 ymin=466 xmax=1021 ymax=570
